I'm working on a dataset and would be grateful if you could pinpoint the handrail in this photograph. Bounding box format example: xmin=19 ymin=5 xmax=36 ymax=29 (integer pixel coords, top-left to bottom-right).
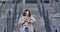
xmin=2 ymin=12 xmax=9 ymax=32
xmin=37 ymin=0 xmax=43 ymax=17
xmin=2 ymin=11 xmax=11 ymax=32
xmin=2 ymin=26 xmax=6 ymax=32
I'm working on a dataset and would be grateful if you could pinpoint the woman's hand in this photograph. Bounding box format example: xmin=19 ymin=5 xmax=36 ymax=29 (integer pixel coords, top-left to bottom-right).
xmin=28 ymin=22 xmax=32 ymax=24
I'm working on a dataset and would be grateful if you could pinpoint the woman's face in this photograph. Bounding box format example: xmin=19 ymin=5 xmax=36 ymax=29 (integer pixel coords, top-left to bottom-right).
xmin=25 ymin=11 xmax=29 ymax=16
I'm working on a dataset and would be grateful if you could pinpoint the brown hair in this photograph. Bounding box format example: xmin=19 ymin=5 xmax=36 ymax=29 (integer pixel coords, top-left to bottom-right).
xmin=23 ymin=9 xmax=31 ymax=17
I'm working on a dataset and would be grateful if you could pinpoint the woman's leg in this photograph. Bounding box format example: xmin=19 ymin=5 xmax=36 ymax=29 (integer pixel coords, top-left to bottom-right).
xmin=29 ymin=24 xmax=34 ymax=32
xmin=20 ymin=25 xmax=23 ymax=32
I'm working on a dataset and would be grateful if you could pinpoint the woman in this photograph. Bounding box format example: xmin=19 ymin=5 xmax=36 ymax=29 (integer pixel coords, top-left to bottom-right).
xmin=18 ymin=9 xmax=36 ymax=32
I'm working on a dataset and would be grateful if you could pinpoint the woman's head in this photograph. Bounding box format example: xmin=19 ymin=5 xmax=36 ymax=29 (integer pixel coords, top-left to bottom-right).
xmin=23 ymin=9 xmax=31 ymax=17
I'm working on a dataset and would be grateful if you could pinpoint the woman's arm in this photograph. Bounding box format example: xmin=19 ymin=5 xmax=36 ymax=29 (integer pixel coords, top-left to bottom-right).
xmin=18 ymin=17 xmax=25 ymax=26
xmin=30 ymin=16 xmax=36 ymax=23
